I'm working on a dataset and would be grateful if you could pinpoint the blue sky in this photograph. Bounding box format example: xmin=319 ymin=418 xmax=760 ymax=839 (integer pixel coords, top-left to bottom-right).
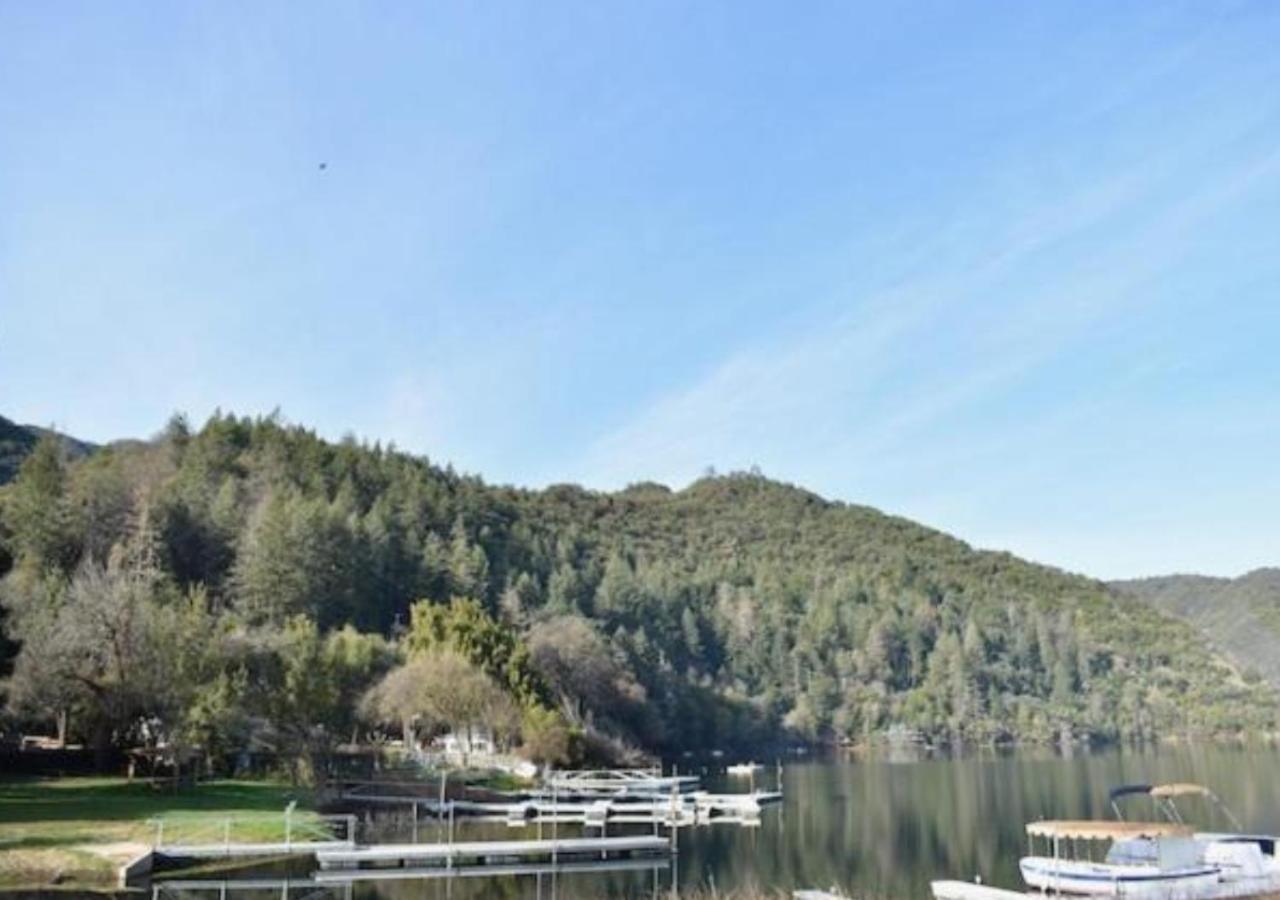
xmin=2 ymin=3 xmax=1278 ymax=579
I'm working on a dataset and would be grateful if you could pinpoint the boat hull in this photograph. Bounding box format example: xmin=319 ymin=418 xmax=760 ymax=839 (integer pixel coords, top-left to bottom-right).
xmin=1020 ymin=857 xmax=1221 ymax=897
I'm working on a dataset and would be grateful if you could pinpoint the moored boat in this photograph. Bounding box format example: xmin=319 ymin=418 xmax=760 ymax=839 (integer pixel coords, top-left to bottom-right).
xmin=1019 ymin=820 xmax=1220 ymax=897
xmin=1110 ymin=782 xmax=1280 ymax=894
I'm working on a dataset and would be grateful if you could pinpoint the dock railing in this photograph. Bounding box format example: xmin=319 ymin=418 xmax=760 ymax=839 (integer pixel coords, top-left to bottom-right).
xmin=148 ymin=807 xmax=357 ymax=855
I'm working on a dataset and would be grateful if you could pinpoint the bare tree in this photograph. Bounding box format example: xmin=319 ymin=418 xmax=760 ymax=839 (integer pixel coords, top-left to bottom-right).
xmin=527 ymin=615 xmax=646 ymax=723
xmin=4 ymin=557 xmax=170 ymax=767
xmin=362 ymin=649 xmax=518 ymax=761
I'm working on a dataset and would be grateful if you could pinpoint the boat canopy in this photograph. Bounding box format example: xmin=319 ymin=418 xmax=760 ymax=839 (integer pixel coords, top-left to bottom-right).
xmin=1149 ymin=783 xmax=1214 ymax=799
xmin=1108 ymin=780 xmax=1244 ymax=831
xmin=1026 ymin=820 xmax=1193 ymax=840
xmin=1108 ymin=783 xmax=1154 ymax=803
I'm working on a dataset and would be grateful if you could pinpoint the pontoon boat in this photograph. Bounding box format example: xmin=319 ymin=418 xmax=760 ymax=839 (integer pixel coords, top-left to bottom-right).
xmin=1019 ymin=820 xmax=1220 ymax=897
xmin=1110 ymin=782 xmax=1280 ymax=892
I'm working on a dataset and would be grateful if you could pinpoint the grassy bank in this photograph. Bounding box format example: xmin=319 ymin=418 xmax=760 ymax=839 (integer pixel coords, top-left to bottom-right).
xmin=0 ymin=777 xmax=317 ymax=890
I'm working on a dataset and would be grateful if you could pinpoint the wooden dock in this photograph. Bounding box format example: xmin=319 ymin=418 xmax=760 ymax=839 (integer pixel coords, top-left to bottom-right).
xmin=316 ymin=835 xmax=671 ymax=871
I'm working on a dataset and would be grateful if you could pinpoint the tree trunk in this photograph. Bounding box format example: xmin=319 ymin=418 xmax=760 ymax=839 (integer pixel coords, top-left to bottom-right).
xmin=91 ymin=719 xmax=112 ymax=773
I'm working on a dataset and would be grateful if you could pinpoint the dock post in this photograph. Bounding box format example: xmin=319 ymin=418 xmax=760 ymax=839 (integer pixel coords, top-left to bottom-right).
xmin=445 ymin=803 xmax=454 ymax=877
xmin=668 ymin=784 xmax=678 ymax=852
xmin=669 ymin=820 xmax=679 ymax=900
xmin=438 ymin=771 xmax=447 ymax=843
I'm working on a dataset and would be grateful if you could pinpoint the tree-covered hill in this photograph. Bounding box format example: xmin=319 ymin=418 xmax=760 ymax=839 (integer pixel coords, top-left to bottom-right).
xmin=0 ymin=415 xmax=96 ymax=485
xmin=1 ymin=411 xmax=1274 ymax=760
xmin=1113 ymin=570 xmax=1280 ymax=688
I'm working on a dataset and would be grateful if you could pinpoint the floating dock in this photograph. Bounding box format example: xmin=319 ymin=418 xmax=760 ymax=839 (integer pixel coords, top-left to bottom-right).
xmin=931 ymin=882 xmax=1029 ymax=900
xmin=338 ymin=788 xmax=780 ymax=828
xmin=316 ymin=835 xmax=671 ymax=871
xmin=503 ymin=790 xmax=780 ymax=826
xmin=152 ymin=856 xmax=670 ymax=895
xmin=545 ymin=768 xmax=701 ymax=796
xmin=313 ymin=856 xmax=670 ymax=882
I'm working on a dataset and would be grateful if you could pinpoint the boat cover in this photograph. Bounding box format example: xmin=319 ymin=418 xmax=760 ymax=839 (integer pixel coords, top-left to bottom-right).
xmin=1027 ymin=821 xmax=1193 ymax=840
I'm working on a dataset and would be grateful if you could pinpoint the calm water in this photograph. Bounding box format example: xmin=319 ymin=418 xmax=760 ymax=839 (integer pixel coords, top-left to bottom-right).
xmin=153 ymin=744 xmax=1280 ymax=900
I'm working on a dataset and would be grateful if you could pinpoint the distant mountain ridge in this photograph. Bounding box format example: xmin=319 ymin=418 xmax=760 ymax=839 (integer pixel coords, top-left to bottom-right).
xmin=0 ymin=415 xmax=97 ymax=485
xmin=1113 ymin=569 xmax=1280 ymax=688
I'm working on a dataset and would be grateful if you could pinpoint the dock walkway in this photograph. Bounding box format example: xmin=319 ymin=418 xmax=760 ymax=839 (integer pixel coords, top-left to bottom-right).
xmin=338 ymin=790 xmax=781 ymax=826
xmin=545 ymin=769 xmax=700 ymax=796
xmin=316 ymin=835 xmax=671 ymax=870
xmin=313 ymin=856 xmax=670 ymax=882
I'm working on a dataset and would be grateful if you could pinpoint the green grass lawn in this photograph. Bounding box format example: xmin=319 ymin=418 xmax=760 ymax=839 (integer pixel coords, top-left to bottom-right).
xmin=0 ymin=777 xmax=319 ymax=889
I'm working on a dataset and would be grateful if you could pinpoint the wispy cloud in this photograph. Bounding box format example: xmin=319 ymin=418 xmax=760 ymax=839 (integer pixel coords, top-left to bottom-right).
xmin=569 ymin=125 xmax=1280 ymax=579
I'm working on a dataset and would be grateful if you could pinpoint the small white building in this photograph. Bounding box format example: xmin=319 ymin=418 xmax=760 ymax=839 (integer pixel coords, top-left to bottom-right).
xmin=435 ymin=727 xmax=495 ymax=760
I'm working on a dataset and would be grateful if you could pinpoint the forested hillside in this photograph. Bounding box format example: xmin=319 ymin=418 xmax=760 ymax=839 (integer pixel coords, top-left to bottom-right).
xmin=0 ymin=417 xmax=42 ymax=487
xmin=1114 ymin=570 xmax=1280 ymax=688
xmin=0 ymin=412 xmax=1274 ymax=766
xmin=0 ymin=415 xmax=96 ymax=485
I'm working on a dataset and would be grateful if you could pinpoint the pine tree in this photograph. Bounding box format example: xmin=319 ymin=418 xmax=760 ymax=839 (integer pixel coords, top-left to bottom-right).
xmin=447 ymin=518 xmax=489 ymax=599
xmin=3 ymin=435 xmax=78 ymax=574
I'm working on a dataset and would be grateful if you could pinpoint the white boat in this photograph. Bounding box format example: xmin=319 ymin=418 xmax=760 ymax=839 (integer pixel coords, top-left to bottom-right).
xmin=1020 ymin=820 xmax=1221 ymax=897
xmin=726 ymin=762 xmax=764 ymax=776
xmin=932 ymin=787 xmax=1280 ymax=900
xmin=1110 ymin=783 xmax=1280 ymax=893
xmin=690 ymin=789 xmax=782 ymax=816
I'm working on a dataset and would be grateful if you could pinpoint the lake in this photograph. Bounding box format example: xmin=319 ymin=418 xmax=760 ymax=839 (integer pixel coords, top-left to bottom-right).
xmin=153 ymin=743 xmax=1280 ymax=899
